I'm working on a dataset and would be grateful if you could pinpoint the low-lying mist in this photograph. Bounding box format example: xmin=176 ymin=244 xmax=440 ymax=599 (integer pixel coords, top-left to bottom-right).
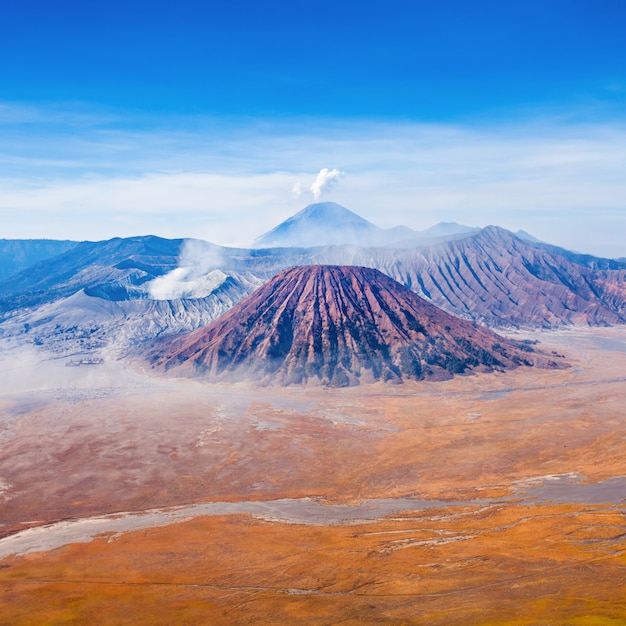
xmin=0 ymin=341 xmax=153 ymax=405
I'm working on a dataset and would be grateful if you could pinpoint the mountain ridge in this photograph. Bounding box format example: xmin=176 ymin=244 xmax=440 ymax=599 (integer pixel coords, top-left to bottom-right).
xmin=1 ymin=206 xmax=626 ymax=357
xmin=0 ymin=235 xmax=184 ymax=312
xmin=0 ymin=239 xmax=79 ymax=282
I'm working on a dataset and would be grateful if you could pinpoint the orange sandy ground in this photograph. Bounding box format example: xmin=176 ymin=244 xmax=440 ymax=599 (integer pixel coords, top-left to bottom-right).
xmin=2 ymin=504 xmax=626 ymax=625
xmin=1 ymin=327 xmax=626 ymax=624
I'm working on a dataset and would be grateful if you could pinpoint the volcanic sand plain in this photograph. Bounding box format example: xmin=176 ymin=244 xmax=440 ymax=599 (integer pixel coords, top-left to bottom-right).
xmin=1 ymin=327 xmax=626 ymax=624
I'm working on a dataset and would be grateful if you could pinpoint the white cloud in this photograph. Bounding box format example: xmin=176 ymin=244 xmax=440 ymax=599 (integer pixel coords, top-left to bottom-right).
xmin=1 ymin=105 xmax=626 ymax=256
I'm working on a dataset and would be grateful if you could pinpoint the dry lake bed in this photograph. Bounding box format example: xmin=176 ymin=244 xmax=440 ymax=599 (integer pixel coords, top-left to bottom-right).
xmin=1 ymin=326 xmax=626 ymax=624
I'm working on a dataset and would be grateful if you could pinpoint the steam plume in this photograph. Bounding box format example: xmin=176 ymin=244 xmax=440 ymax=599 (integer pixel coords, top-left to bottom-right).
xmin=147 ymin=239 xmax=227 ymax=300
xmin=310 ymin=168 xmax=344 ymax=200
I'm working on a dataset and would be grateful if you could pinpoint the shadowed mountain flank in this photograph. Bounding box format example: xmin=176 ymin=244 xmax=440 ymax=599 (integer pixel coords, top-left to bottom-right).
xmin=150 ymin=265 xmax=555 ymax=386
xmin=0 ymin=239 xmax=79 ymax=282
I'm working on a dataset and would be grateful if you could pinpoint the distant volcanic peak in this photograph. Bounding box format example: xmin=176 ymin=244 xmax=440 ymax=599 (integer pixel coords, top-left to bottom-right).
xmin=254 ymin=203 xmax=381 ymax=248
xmin=297 ymin=202 xmax=371 ymax=223
xmin=152 ymin=264 xmax=551 ymax=387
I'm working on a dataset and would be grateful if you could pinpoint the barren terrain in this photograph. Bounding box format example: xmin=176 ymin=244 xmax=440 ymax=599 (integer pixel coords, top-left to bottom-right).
xmin=1 ymin=327 xmax=626 ymax=624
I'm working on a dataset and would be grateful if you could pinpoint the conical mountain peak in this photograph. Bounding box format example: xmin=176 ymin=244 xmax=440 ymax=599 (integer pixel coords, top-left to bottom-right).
xmin=254 ymin=203 xmax=380 ymax=248
xmin=150 ymin=265 xmax=551 ymax=386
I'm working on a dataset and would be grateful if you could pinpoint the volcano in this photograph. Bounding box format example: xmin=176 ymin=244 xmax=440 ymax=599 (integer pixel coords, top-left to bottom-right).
xmin=253 ymin=202 xmax=423 ymax=248
xmin=253 ymin=202 xmax=383 ymax=248
xmin=149 ymin=265 xmax=559 ymax=386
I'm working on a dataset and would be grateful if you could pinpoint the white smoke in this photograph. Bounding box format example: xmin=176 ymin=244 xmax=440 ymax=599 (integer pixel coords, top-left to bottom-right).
xmin=291 ymin=181 xmax=305 ymax=199
xmin=147 ymin=239 xmax=228 ymax=300
xmin=310 ymin=168 xmax=344 ymax=200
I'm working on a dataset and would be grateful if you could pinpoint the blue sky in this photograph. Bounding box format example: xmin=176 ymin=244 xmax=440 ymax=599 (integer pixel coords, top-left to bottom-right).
xmin=1 ymin=1 xmax=626 ymax=256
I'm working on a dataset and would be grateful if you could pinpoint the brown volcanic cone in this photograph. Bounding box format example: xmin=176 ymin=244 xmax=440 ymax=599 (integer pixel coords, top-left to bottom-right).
xmin=150 ymin=265 xmax=556 ymax=386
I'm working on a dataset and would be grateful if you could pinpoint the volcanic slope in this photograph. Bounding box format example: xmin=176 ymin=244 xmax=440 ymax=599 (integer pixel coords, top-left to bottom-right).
xmin=151 ymin=265 xmax=552 ymax=386
xmin=0 ymin=235 xmax=184 ymax=312
xmin=380 ymin=226 xmax=626 ymax=327
xmin=286 ymin=226 xmax=626 ymax=328
xmin=2 ymin=213 xmax=625 ymax=333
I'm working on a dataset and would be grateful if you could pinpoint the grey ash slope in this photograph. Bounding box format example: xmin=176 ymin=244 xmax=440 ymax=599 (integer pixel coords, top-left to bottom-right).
xmin=150 ymin=265 xmax=556 ymax=387
xmin=0 ymin=235 xmax=264 ymax=354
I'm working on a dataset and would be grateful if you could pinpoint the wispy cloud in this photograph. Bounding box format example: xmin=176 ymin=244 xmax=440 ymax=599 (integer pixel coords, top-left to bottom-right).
xmin=1 ymin=103 xmax=626 ymax=256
